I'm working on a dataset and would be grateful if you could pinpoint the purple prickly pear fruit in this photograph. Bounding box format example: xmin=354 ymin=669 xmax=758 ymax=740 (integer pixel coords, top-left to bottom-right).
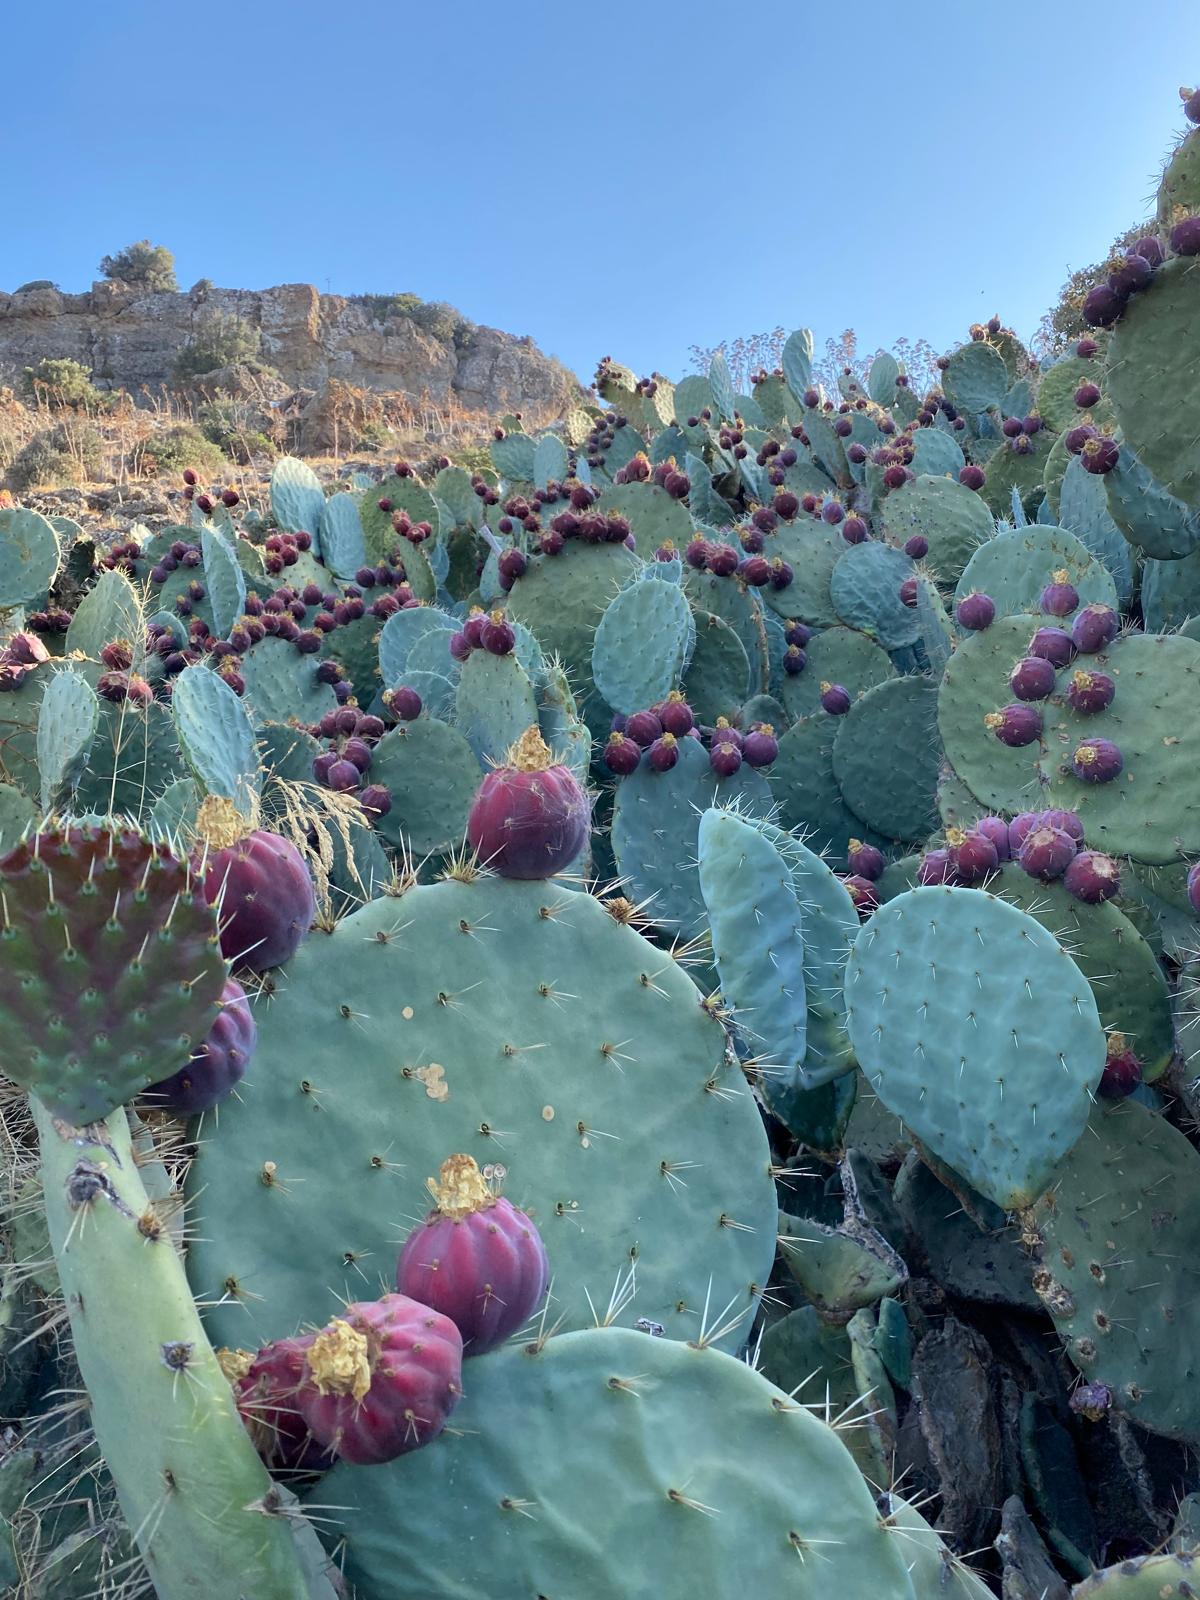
xmin=709 ymin=742 xmax=742 ymax=778
xmin=955 ymin=592 xmax=995 ymax=631
xmin=773 ymin=490 xmax=800 ymax=520
xmin=1184 ymin=86 xmax=1200 ymax=124
xmin=1098 ymin=1033 xmax=1142 ymax=1099
xmin=904 ymin=534 xmax=929 ymax=559
xmin=1007 ymin=811 xmax=1043 ymax=855
xmin=918 ymin=848 xmax=957 ymax=885
xmin=769 ymin=558 xmax=795 ymax=590
xmin=480 ymin=611 xmax=516 ymax=655
xmin=1082 ymin=283 xmax=1126 ymax=327
xmin=958 ymin=464 xmax=986 ymax=490
xmin=685 ymin=537 xmax=710 ymax=569
xmin=1041 ymin=808 xmax=1084 ymax=841
xmin=1108 ymin=253 xmax=1153 ymax=296
xmin=783 ymin=645 xmax=807 ymax=675
xmin=312 ymin=751 xmax=338 ymax=785
xmin=847 ymin=839 xmax=885 ymax=881
xmin=355 ymin=714 xmax=386 ymax=742
xmin=201 ymin=821 xmax=316 ymax=973
xmin=742 ymin=724 xmax=779 ymax=767
xmin=1023 ymin=414 xmax=1042 ymax=435
xmin=1074 ymin=382 xmax=1102 ymax=409
xmin=1063 ymin=849 xmax=1121 ymax=904
xmin=232 ymin=1336 xmax=335 ymax=1473
xmin=143 ymin=978 xmax=256 ymax=1115
xmin=100 ymin=639 xmax=133 ymax=670
xmin=1133 ymin=235 xmax=1165 ymax=267
xmin=624 ymin=710 xmax=663 ymax=748
xmin=985 ymin=704 xmax=1042 ymax=747
xmin=449 ymin=630 xmax=471 ymax=661
xmin=841 ymin=516 xmax=869 ymax=544
xmin=387 ymin=686 xmax=423 ymax=721
xmin=341 ymin=737 xmax=373 ymax=774
xmin=842 ymin=875 xmax=879 ymax=916
xmin=1066 ymin=424 xmax=1097 ymax=455
xmin=1071 ymin=604 xmax=1119 ymax=653
xmin=360 ymin=784 xmax=393 ymax=817
xmin=497 ymin=548 xmax=528 ymax=589
xmin=710 ymin=718 xmax=743 ymax=750
xmin=647 ymin=732 xmax=680 ymax=773
xmin=1018 ymin=824 xmax=1078 ymax=882
xmin=706 ymin=543 xmax=739 ymax=578
xmin=820 ymin=681 xmax=851 ymax=715
xmin=296 ymin=1294 xmax=464 ymax=1465
xmin=1170 ymin=215 xmax=1200 ymax=256
xmin=1009 ymin=656 xmax=1057 ymax=701
xmin=603 ymin=732 xmax=641 ymax=776
xmin=973 ymin=815 xmax=1011 ymax=861
xmin=467 ymin=727 xmax=590 ymax=878
xmin=396 ymin=1154 xmax=549 ymax=1355
xmin=1029 ymin=626 xmax=1077 ymax=668
xmin=333 ymin=706 xmax=359 ymax=736
xmin=946 ymin=826 xmax=999 ymax=885
xmin=1039 ymin=570 xmax=1079 ymax=617
xmin=899 ymin=578 xmax=918 ymax=608
xmin=1072 ymin=738 xmax=1123 ymax=783
xmin=1069 ymin=1382 xmax=1114 ymax=1421
xmin=462 ymin=612 xmax=488 ymax=649
xmin=1002 ymin=416 xmax=1024 ymax=439
xmin=1081 ymin=436 xmax=1120 ymax=475
xmin=326 ymin=759 xmax=361 ymax=793
xmin=738 ymin=555 xmax=771 ymax=586
xmin=1076 ymin=338 xmax=1100 ymax=358
xmin=1066 ymin=669 xmax=1115 ymax=714
xmin=1187 ymin=861 xmax=1200 ymax=914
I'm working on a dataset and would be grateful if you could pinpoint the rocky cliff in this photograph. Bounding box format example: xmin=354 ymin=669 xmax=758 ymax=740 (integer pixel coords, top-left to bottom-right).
xmin=0 ymin=280 xmax=581 ymax=419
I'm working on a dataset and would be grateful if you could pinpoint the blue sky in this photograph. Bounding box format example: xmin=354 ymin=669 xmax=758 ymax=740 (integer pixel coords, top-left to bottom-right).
xmin=3 ymin=1 xmax=1198 ymax=386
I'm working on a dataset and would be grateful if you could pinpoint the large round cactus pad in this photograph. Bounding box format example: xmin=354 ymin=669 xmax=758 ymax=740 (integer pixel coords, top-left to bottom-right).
xmin=833 ymin=675 xmax=942 ymax=843
xmin=1108 ymin=257 xmax=1200 ymax=509
xmin=1029 ymin=1098 xmax=1200 ymax=1443
xmin=845 ymin=886 xmax=1106 ymax=1209
xmin=320 ymin=1328 xmax=923 ymax=1600
xmin=953 ymin=525 xmax=1118 ymax=620
xmin=187 ymin=876 xmax=775 ymax=1351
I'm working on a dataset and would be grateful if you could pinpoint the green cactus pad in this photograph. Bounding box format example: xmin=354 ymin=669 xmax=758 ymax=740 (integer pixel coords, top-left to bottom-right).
xmin=36 ymin=667 xmax=99 ymax=813
xmin=830 ymin=541 xmax=920 ymax=650
xmin=378 ymin=604 xmax=458 ymax=686
xmin=317 ymin=490 xmax=368 ymax=578
xmin=367 ymin=718 xmax=480 ymax=855
xmin=914 ymin=573 xmax=956 ymax=674
xmin=64 ymin=568 xmax=143 ymax=661
xmin=893 ymin=1152 xmax=1039 ymax=1310
xmin=611 ymin=735 xmax=771 ymax=935
xmin=1141 ymin=547 xmax=1200 ymax=630
xmin=760 ymin=520 xmax=845 ymax=625
xmin=845 ymin=886 xmax=1106 ymax=1209
xmin=879 ymin=475 xmax=993 ymax=590
xmin=0 ymin=825 xmax=227 ymax=1124
xmin=592 ymin=570 xmax=694 ymax=714
xmin=1104 ymin=445 xmax=1200 ymax=560
xmin=779 ymin=625 xmax=895 ymax=721
xmin=943 ymin=340 xmax=1009 ymax=414
xmin=1056 ymin=456 xmax=1134 ymax=605
xmin=506 ymin=541 xmax=638 ymax=711
xmin=936 ymin=613 xmax=1049 ymax=814
xmin=238 ymin=636 xmax=337 ymax=728
xmin=682 ymin=609 xmax=752 ymax=722
xmin=0 ymin=509 xmax=60 ymax=611
xmin=1036 ymin=355 xmax=1113 ymax=434
xmin=1158 ymin=122 xmax=1200 ymax=222
xmin=597 ymin=481 xmax=693 ymax=559
xmin=171 ymin=664 xmax=260 ymax=820
xmin=1108 ymin=257 xmax=1200 ymax=509
xmin=455 ymin=649 xmax=539 ymax=766
xmin=909 ymin=427 xmax=965 ymax=480
xmin=978 ymin=427 xmax=1055 ymax=518
xmin=768 ymin=713 xmax=884 ymax=867
xmin=270 ymin=455 xmax=327 ymax=545
xmin=200 ymin=525 xmax=246 ymax=639
xmin=319 ymin=1327 xmax=924 ymax=1600
xmin=832 ymin=676 xmax=942 ymax=843
xmin=953 ymin=525 xmax=1118 ymax=619
xmin=1071 ymin=1551 xmax=1200 ymax=1597
xmin=72 ymin=699 xmax=186 ymax=820
xmin=698 ymin=809 xmax=808 ymax=1088
xmin=1029 ymin=1098 xmax=1200 ymax=1444
xmin=187 ymin=875 xmax=775 ymax=1352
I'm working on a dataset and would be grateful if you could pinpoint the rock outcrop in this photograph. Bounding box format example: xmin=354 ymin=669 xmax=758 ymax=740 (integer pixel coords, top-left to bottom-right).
xmin=0 ymin=280 xmax=581 ymax=420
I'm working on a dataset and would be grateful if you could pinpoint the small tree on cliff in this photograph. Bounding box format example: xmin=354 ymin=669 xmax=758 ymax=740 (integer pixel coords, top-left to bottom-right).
xmin=99 ymin=240 xmax=179 ymax=293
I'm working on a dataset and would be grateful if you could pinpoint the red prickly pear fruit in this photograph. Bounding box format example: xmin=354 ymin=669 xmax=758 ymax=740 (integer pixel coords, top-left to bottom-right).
xmin=709 ymin=741 xmax=742 ymax=778
xmin=100 ymin=639 xmax=133 ymax=670
xmin=1066 ymin=669 xmax=1115 ymax=714
xmin=1072 ymin=738 xmax=1124 ymax=784
xmin=1071 ymin=604 xmax=1119 ymax=654
xmin=480 ymin=611 xmax=516 ymax=655
xmin=1066 ymin=423 xmax=1097 ymax=455
xmin=958 ymin=464 xmax=986 ymax=490
xmin=624 ymin=710 xmax=663 ymax=748
xmin=985 ymin=704 xmax=1041 ymax=747
xmin=955 ymin=592 xmax=995 ymax=630
xmin=904 ymin=534 xmax=929 ymax=559
xmin=1007 ymin=811 xmax=1043 ymax=855
xmin=1098 ymin=1033 xmax=1142 ymax=1099
xmin=1081 ymin=436 xmax=1120 ymax=475
xmin=710 ymin=718 xmax=742 ymax=750
xmin=296 ymin=1294 xmax=463 ymax=1465
xmin=467 ymin=726 xmax=590 ymax=879
xmin=1063 ymin=849 xmax=1121 ymax=904
xmin=227 ymin=1338 xmax=335 ymax=1474
xmin=1028 ymin=626 xmax=1077 ymax=667
xmin=842 ymin=874 xmax=878 ymax=916
xmin=340 ymin=737 xmax=373 ymax=774
xmin=360 ymin=784 xmax=393 ymax=817
xmin=387 ymin=686 xmax=423 ymax=721
xmin=1187 ymin=861 xmax=1200 ymax=914
xmin=657 ymin=692 xmax=694 ymax=737
xmin=1039 ymin=570 xmax=1079 ymax=617
xmin=647 ymin=732 xmax=679 ymax=772
xmin=602 ymin=732 xmax=641 ymax=776
xmin=396 ymin=1154 xmax=549 ymax=1354
xmin=1074 ymin=382 xmax=1102 ymax=409
xmin=946 ymin=826 xmax=999 ymax=885
xmin=143 ymin=978 xmax=255 ymax=1115
xmin=1009 ymin=656 xmax=1057 ymax=701
xmin=462 ymin=612 xmax=488 ymax=648
xmin=899 ymin=578 xmax=918 ymax=609
xmin=973 ymin=815 xmax=1011 ymax=862
xmin=841 ymin=515 xmax=869 ymax=544
xmin=200 ymin=810 xmax=316 ymax=973
xmin=326 ymin=758 xmax=361 ymax=793
xmin=741 ymin=724 xmax=779 ymax=767
xmin=1018 ymin=824 xmax=1078 ymax=882
xmin=820 ymin=681 xmax=851 ymax=715
xmin=918 ymin=847 xmax=957 ymax=885
xmin=1041 ymin=808 xmax=1084 ymax=841
xmin=847 ymin=839 xmax=885 ymax=880
xmin=706 ymin=543 xmax=739 ymax=577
